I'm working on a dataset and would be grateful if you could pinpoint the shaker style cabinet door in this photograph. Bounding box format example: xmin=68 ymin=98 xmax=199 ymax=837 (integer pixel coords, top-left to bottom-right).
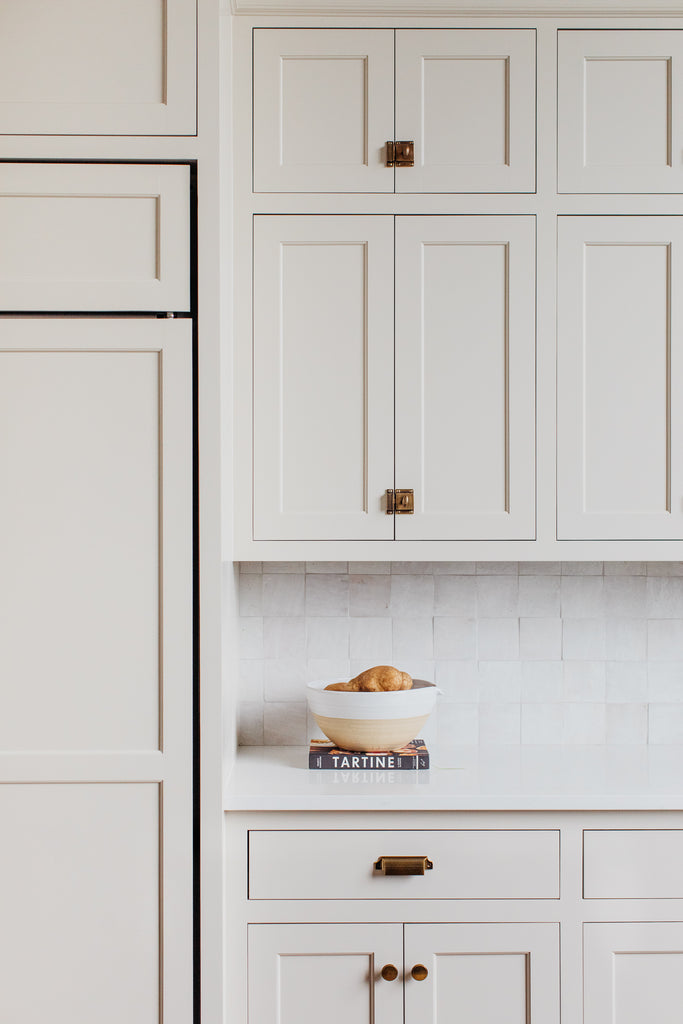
xmin=253 ymin=30 xmax=395 ymax=193
xmin=557 ymin=217 xmax=683 ymax=540
xmin=395 ymin=30 xmax=536 ymax=193
xmin=248 ymin=924 xmax=403 ymax=1024
xmin=584 ymin=923 xmax=683 ymax=1024
xmin=558 ymin=31 xmax=683 ymax=193
xmin=404 ymin=924 xmax=560 ymax=1024
xmin=0 ymin=0 xmax=196 ymax=135
xmin=252 ymin=216 xmax=395 ymax=541
xmin=394 ymin=216 xmax=536 ymax=540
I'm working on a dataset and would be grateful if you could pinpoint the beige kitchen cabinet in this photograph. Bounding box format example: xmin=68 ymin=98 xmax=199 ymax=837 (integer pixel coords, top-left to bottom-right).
xmin=558 ymin=30 xmax=683 ymax=193
xmin=557 ymin=216 xmax=683 ymax=540
xmin=252 ymin=213 xmax=535 ymax=543
xmin=0 ymin=0 xmax=196 ymax=135
xmin=252 ymin=28 xmax=536 ymax=193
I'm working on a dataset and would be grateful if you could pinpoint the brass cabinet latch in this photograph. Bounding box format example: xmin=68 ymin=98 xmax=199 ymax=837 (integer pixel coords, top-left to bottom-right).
xmin=374 ymin=855 xmax=433 ymax=875
xmin=386 ymin=489 xmax=415 ymax=515
xmin=386 ymin=140 xmax=415 ymax=167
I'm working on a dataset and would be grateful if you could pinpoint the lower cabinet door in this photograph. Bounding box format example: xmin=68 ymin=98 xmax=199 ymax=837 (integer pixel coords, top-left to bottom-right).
xmin=584 ymin=922 xmax=683 ymax=1024
xmin=248 ymin=923 xmax=403 ymax=1024
xmin=404 ymin=923 xmax=560 ymax=1024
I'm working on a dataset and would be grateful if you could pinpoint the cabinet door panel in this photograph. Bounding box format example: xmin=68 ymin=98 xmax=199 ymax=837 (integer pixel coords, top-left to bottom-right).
xmin=253 ymin=216 xmax=394 ymax=541
xmin=557 ymin=217 xmax=683 ymax=539
xmin=0 ymin=784 xmax=159 ymax=1024
xmin=395 ymin=216 xmax=535 ymax=540
xmin=253 ymin=30 xmax=394 ymax=193
xmin=0 ymin=0 xmax=195 ymax=135
xmin=248 ymin=924 xmax=403 ymax=1024
xmin=558 ymin=31 xmax=683 ymax=193
xmin=584 ymin=923 xmax=683 ymax=1024
xmin=396 ymin=30 xmax=536 ymax=193
xmin=405 ymin=923 xmax=559 ymax=1024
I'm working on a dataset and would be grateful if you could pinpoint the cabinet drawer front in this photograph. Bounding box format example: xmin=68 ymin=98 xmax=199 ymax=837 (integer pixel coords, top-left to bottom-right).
xmin=584 ymin=830 xmax=683 ymax=898
xmin=0 ymin=164 xmax=190 ymax=311
xmin=249 ymin=830 xmax=559 ymax=900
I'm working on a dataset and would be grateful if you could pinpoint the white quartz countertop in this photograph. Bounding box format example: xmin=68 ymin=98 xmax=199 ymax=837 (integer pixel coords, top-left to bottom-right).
xmin=224 ymin=745 xmax=683 ymax=811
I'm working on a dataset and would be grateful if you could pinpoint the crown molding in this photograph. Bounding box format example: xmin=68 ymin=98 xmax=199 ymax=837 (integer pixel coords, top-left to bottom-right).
xmin=230 ymin=0 xmax=683 ymax=14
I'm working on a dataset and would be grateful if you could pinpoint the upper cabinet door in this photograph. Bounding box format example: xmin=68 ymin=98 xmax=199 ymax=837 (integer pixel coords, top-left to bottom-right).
xmin=395 ymin=30 xmax=536 ymax=193
xmin=395 ymin=216 xmax=536 ymax=541
xmin=557 ymin=217 xmax=683 ymax=540
xmin=558 ymin=31 xmax=683 ymax=193
xmin=0 ymin=0 xmax=196 ymax=135
xmin=253 ymin=30 xmax=395 ymax=193
xmin=253 ymin=216 xmax=395 ymax=541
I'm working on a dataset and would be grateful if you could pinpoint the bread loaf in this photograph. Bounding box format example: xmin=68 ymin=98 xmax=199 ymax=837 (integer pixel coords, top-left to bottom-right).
xmin=325 ymin=665 xmax=412 ymax=692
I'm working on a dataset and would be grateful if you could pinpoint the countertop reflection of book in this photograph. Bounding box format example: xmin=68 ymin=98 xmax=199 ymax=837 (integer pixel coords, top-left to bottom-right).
xmin=309 ymin=738 xmax=429 ymax=771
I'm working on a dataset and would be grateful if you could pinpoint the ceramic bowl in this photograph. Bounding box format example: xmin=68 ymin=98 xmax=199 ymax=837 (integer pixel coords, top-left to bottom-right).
xmin=306 ymin=679 xmax=437 ymax=752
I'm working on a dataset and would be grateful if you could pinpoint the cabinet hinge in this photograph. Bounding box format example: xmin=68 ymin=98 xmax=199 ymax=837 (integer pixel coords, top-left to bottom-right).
xmin=386 ymin=488 xmax=414 ymax=514
xmin=385 ymin=141 xmax=415 ymax=167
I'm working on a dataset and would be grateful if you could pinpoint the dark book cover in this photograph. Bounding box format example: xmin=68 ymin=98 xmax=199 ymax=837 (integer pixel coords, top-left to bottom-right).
xmin=308 ymin=738 xmax=430 ymax=771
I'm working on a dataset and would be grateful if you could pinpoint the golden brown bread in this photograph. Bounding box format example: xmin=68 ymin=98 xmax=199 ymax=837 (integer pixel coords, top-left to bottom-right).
xmin=325 ymin=665 xmax=413 ymax=692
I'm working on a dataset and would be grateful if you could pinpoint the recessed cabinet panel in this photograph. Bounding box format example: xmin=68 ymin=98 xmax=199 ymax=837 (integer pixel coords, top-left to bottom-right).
xmin=557 ymin=217 xmax=683 ymax=540
xmin=584 ymin=830 xmax=683 ymax=898
xmin=395 ymin=217 xmax=536 ymax=540
xmin=405 ymin=924 xmax=559 ymax=1024
xmin=253 ymin=216 xmax=394 ymax=541
xmin=0 ymin=0 xmax=195 ymax=135
xmin=558 ymin=31 xmax=683 ymax=192
xmin=0 ymin=784 xmax=159 ymax=1024
xmin=584 ymin=923 xmax=683 ymax=1024
xmin=0 ymin=164 xmax=190 ymax=311
xmin=0 ymin=319 xmax=191 ymax=752
xmin=253 ymin=30 xmax=394 ymax=193
xmin=395 ymin=30 xmax=536 ymax=193
xmin=248 ymin=924 xmax=403 ymax=1024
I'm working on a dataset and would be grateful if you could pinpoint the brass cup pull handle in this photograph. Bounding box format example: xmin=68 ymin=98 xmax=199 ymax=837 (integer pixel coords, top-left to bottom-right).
xmin=411 ymin=964 xmax=429 ymax=982
xmin=374 ymin=856 xmax=433 ymax=876
xmin=380 ymin=964 xmax=398 ymax=982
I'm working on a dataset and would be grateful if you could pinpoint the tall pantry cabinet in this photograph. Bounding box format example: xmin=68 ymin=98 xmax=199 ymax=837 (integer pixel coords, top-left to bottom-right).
xmin=0 ymin=3 xmax=206 ymax=1021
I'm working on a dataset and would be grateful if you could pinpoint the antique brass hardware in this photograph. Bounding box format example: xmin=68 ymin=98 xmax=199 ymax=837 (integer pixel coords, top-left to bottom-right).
xmin=411 ymin=964 xmax=429 ymax=982
xmin=380 ymin=964 xmax=399 ymax=982
xmin=374 ymin=855 xmax=433 ymax=875
xmin=386 ymin=140 xmax=415 ymax=167
xmin=385 ymin=489 xmax=415 ymax=515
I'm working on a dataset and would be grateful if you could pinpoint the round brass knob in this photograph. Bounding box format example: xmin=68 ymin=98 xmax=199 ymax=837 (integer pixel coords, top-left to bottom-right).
xmin=381 ymin=964 xmax=398 ymax=982
xmin=411 ymin=964 xmax=428 ymax=981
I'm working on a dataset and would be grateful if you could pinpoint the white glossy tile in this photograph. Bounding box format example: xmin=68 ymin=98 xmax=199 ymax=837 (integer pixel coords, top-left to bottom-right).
xmin=647 ymin=562 xmax=683 ymax=576
xmin=477 ymin=619 xmax=519 ymax=660
xmin=648 ymin=619 xmax=683 ymax=661
xmin=476 ymin=561 xmax=518 ymax=575
xmin=432 ymin=562 xmax=476 ymax=574
xmin=478 ymin=662 xmax=522 ymax=702
xmin=560 ymin=576 xmax=604 ymax=617
xmin=605 ymin=662 xmax=648 ymax=703
xmin=237 ymin=702 xmax=264 ymax=746
xmin=604 ymin=561 xmax=646 ymax=576
xmin=519 ymin=618 xmax=562 ymax=661
xmin=437 ymin=703 xmax=479 ymax=745
xmin=604 ymin=576 xmax=647 ymax=617
xmin=646 ymin=577 xmax=683 ymax=618
xmin=561 ymin=562 xmax=603 ymax=575
xmin=239 ymin=561 xmax=262 ymax=574
xmin=348 ymin=561 xmax=391 ymax=575
xmin=305 ymin=562 xmax=348 ymax=573
xmin=305 ymin=573 xmax=349 ymax=616
xmin=392 ymin=617 xmax=434 ymax=660
xmin=517 ymin=575 xmax=560 ymax=617
xmin=238 ymin=573 xmax=263 ymax=616
xmin=562 ymin=703 xmax=606 ymax=744
xmin=349 ymin=574 xmax=391 ymax=616
xmin=649 ymin=704 xmax=683 ymax=744
xmin=391 ymin=562 xmax=434 ymax=574
xmin=263 ymin=617 xmax=306 ymax=659
xmin=305 ymin=659 xmax=350 ymax=685
xmin=390 ymin=574 xmax=434 ymax=615
xmin=306 ymin=617 xmax=350 ymax=659
xmin=562 ymin=619 xmax=606 ymax=660
xmin=521 ymin=661 xmax=563 ymax=703
xmin=434 ymin=575 xmax=477 ymax=616
xmin=562 ymin=661 xmax=606 ymax=702
xmin=521 ymin=703 xmax=562 ymax=744
xmin=348 ymin=618 xmax=393 ymax=661
xmin=648 ymin=663 xmax=683 ymax=702
xmin=394 ymin=659 xmax=436 ymax=684
xmin=519 ymin=562 xmax=561 ymax=575
xmin=433 ymin=617 xmax=476 ymax=660
xmin=434 ymin=661 xmax=479 ymax=703
xmin=264 ymin=702 xmax=308 ymax=745
xmin=479 ymin=703 xmax=521 ymax=745
xmin=264 ymin=659 xmax=307 ymax=702
xmin=606 ymin=704 xmax=648 ymax=744
xmin=605 ymin=618 xmax=647 ymax=662
xmin=262 ymin=562 xmax=305 ymax=573
xmin=476 ymin=576 xmax=519 ymax=617
xmin=239 ymin=617 xmax=263 ymax=659
xmin=262 ymin=572 xmax=305 ymax=616
xmin=239 ymin=659 xmax=264 ymax=701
